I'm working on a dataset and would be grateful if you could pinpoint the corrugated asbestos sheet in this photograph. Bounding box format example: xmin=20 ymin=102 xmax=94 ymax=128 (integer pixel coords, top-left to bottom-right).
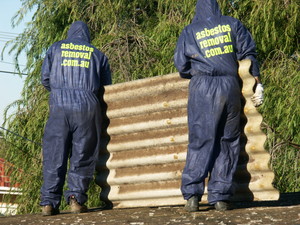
xmin=95 ymin=60 xmax=279 ymax=208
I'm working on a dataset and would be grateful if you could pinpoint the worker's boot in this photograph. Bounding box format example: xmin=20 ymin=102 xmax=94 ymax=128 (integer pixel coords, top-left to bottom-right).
xmin=214 ymin=201 xmax=231 ymax=211
xmin=184 ymin=196 xmax=199 ymax=212
xmin=41 ymin=205 xmax=60 ymax=216
xmin=69 ymin=195 xmax=88 ymax=213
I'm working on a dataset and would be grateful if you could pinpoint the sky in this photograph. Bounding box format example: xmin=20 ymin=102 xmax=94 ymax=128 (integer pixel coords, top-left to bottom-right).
xmin=0 ymin=0 xmax=34 ymax=127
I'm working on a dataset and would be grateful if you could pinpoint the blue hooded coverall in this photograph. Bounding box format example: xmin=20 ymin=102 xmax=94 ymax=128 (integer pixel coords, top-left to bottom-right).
xmin=40 ymin=21 xmax=112 ymax=209
xmin=174 ymin=0 xmax=260 ymax=204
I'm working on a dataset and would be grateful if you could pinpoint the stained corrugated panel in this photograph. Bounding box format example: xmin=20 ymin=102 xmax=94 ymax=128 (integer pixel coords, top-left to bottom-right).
xmin=95 ymin=62 xmax=279 ymax=208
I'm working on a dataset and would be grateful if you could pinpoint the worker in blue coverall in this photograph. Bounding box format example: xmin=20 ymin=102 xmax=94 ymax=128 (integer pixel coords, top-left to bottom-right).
xmin=40 ymin=21 xmax=112 ymax=216
xmin=174 ymin=0 xmax=264 ymax=212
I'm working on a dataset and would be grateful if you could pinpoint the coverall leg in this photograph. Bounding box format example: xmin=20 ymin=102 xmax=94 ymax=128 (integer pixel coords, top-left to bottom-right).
xmin=40 ymin=106 xmax=71 ymax=209
xmin=207 ymin=79 xmax=241 ymax=204
xmin=64 ymin=103 xmax=101 ymax=205
xmin=41 ymin=94 xmax=101 ymax=208
xmin=181 ymin=75 xmax=241 ymax=203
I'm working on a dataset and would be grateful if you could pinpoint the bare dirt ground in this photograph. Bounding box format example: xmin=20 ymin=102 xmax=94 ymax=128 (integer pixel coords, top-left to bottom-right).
xmin=1 ymin=193 xmax=299 ymax=225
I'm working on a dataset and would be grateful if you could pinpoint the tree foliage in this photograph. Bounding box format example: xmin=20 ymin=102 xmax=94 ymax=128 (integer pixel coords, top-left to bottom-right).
xmin=219 ymin=0 xmax=299 ymax=59
xmin=260 ymin=51 xmax=300 ymax=192
xmin=2 ymin=0 xmax=299 ymax=214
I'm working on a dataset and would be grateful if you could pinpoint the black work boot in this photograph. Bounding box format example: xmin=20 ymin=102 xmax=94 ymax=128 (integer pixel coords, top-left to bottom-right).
xmin=69 ymin=196 xmax=88 ymax=213
xmin=184 ymin=196 xmax=199 ymax=212
xmin=41 ymin=205 xmax=60 ymax=216
xmin=214 ymin=201 xmax=231 ymax=211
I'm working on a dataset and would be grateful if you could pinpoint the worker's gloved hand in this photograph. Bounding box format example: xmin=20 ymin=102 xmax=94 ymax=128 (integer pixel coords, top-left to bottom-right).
xmin=251 ymin=83 xmax=264 ymax=107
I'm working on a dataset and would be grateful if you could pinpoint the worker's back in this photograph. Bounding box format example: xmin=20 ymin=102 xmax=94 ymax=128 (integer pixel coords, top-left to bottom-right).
xmin=41 ymin=21 xmax=111 ymax=109
xmin=174 ymin=0 xmax=258 ymax=78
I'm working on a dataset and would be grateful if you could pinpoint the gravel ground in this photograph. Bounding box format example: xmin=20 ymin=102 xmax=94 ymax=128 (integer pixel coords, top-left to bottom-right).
xmin=1 ymin=193 xmax=299 ymax=225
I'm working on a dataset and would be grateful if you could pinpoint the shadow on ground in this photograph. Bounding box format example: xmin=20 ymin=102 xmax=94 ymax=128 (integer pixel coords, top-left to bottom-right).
xmin=234 ymin=192 xmax=300 ymax=208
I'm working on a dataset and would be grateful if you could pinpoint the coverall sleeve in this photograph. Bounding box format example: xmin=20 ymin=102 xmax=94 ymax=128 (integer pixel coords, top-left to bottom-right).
xmin=101 ymin=56 xmax=112 ymax=86
xmin=41 ymin=48 xmax=53 ymax=91
xmin=174 ymin=29 xmax=192 ymax=79
xmin=235 ymin=21 xmax=260 ymax=77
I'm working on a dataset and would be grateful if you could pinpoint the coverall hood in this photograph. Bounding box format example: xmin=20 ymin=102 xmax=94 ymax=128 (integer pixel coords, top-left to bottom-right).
xmin=192 ymin=0 xmax=222 ymax=23
xmin=67 ymin=21 xmax=91 ymax=43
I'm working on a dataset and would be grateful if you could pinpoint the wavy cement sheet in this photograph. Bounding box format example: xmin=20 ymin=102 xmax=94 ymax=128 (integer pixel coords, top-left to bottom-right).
xmin=96 ymin=61 xmax=279 ymax=208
